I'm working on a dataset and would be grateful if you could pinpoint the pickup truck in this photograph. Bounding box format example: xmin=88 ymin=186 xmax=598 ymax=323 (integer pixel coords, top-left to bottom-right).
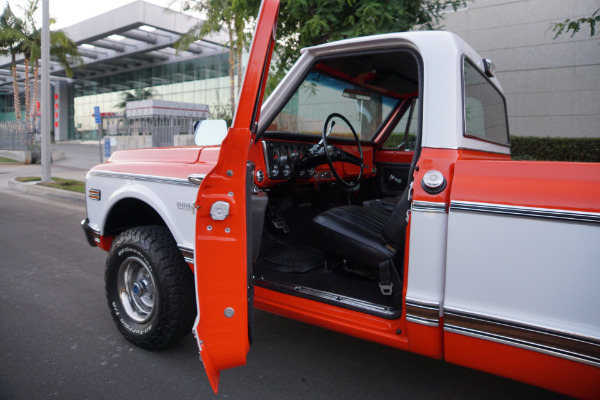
xmin=81 ymin=0 xmax=600 ymax=397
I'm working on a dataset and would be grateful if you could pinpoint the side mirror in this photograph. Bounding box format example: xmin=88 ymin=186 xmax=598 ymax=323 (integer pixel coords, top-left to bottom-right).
xmin=194 ymin=119 xmax=228 ymax=146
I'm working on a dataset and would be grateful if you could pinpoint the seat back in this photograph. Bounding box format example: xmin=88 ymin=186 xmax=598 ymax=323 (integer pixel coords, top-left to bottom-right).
xmin=382 ymin=186 xmax=410 ymax=249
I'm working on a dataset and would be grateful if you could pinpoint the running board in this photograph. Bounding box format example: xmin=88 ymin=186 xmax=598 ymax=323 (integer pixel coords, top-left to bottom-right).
xmin=254 ymin=276 xmax=401 ymax=319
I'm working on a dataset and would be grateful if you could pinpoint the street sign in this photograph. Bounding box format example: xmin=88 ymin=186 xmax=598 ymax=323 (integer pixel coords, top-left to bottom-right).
xmin=94 ymin=106 xmax=101 ymax=124
xmin=104 ymin=137 xmax=111 ymax=158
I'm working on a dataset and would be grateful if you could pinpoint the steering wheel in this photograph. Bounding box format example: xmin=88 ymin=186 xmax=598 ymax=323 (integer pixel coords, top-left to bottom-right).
xmin=321 ymin=113 xmax=363 ymax=190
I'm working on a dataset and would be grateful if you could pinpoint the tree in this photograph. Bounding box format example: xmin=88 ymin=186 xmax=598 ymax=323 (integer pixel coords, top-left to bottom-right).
xmin=552 ymin=7 xmax=599 ymax=39
xmin=0 ymin=1 xmax=80 ymax=130
xmin=172 ymin=0 xmax=465 ymax=109
xmin=173 ymin=0 xmax=259 ymax=115
xmin=19 ymin=0 xmax=81 ymax=131
xmin=117 ymin=88 xmax=157 ymax=110
xmin=0 ymin=4 xmax=26 ymax=122
xmin=270 ymin=0 xmax=466 ymax=92
xmin=19 ymin=0 xmax=41 ymax=131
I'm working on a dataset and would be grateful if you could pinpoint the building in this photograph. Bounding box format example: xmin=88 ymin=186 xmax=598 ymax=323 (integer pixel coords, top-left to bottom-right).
xmin=0 ymin=1 xmax=231 ymax=143
xmin=1 ymin=0 xmax=598 ymax=144
xmin=442 ymin=0 xmax=600 ymax=138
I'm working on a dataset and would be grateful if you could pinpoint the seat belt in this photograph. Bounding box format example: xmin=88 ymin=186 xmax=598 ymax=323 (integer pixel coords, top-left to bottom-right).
xmin=378 ymin=259 xmax=394 ymax=295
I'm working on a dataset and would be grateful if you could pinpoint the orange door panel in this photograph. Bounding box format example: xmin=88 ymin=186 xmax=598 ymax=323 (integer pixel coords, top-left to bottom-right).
xmin=193 ymin=0 xmax=279 ymax=393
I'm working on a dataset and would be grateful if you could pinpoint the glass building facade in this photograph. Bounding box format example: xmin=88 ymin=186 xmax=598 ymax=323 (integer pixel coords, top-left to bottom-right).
xmin=71 ymin=51 xmax=232 ymax=140
xmin=0 ymin=93 xmax=24 ymax=123
xmin=0 ymin=51 xmax=232 ymax=140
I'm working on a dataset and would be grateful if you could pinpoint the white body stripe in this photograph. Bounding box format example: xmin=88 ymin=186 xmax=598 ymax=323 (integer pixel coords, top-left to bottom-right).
xmin=445 ymin=208 xmax=600 ymax=340
xmin=405 ymin=207 xmax=448 ymax=317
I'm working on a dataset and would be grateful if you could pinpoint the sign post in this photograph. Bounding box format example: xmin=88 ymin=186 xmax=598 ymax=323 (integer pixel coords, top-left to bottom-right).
xmin=94 ymin=106 xmax=104 ymax=162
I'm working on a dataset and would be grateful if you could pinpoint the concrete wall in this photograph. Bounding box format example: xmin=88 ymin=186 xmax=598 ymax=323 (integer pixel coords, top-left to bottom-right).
xmin=0 ymin=150 xmax=31 ymax=163
xmin=442 ymin=0 xmax=600 ymax=138
xmin=173 ymin=134 xmax=195 ymax=147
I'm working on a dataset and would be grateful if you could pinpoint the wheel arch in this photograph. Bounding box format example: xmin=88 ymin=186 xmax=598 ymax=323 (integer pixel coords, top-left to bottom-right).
xmin=104 ymin=197 xmax=168 ymax=237
xmin=95 ymin=181 xmax=196 ymax=253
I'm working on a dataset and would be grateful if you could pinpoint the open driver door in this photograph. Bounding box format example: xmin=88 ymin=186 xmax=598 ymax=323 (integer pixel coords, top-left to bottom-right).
xmin=192 ymin=0 xmax=279 ymax=393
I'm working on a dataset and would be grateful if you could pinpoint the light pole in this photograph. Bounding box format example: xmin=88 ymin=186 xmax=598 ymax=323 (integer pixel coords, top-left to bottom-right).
xmin=41 ymin=0 xmax=51 ymax=182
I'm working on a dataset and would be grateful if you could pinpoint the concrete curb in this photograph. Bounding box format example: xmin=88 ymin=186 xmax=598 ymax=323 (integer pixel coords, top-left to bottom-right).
xmin=8 ymin=178 xmax=85 ymax=204
xmin=0 ymin=149 xmax=66 ymax=164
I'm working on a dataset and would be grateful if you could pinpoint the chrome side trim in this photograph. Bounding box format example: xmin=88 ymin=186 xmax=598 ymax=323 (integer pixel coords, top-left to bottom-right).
xmin=255 ymin=277 xmax=398 ymax=318
xmin=407 ymin=316 xmax=440 ymax=327
xmin=91 ymin=171 xmax=201 ymax=188
xmin=412 ymin=201 xmax=447 ymax=213
xmin=444 ymin=310 xmax=600 ymax=367
xmin=443 ymin=306 xmax=598 ymax=340
xmin=406 ymin=298 xmax=440 ymax=309
xmin=450 ymin=200 xmax=600 ymax=225
xmin=405 ymin=299 xmax=440 ymax=327
xmin=178 ymin=245 xmax=194 ymax=265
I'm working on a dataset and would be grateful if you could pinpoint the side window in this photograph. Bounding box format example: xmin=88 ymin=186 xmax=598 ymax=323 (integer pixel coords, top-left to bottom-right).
xmin=463 ymin=59 xmax=509 ymax=145
xmin=382 ymin=98 xmax=419 ymax=151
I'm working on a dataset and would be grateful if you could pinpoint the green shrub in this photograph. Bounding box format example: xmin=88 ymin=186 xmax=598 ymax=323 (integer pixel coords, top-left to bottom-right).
xmin=510 ymin=136 xmax=600 ymax=162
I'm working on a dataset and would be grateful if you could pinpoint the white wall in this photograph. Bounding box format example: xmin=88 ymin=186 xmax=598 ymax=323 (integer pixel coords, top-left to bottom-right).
xmin=442 ymin=0 xmax=600 ymax=138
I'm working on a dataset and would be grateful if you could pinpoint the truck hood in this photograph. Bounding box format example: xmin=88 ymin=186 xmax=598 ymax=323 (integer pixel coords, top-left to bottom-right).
xmin=106 ymin=146 xmax=220 ymax=164
xmin=89 ymin=145 xmax=221 ymax=181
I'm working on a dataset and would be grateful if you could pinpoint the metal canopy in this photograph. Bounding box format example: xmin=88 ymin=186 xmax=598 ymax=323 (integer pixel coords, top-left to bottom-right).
xmin=0 ymin=0 xmax=228 ymax=92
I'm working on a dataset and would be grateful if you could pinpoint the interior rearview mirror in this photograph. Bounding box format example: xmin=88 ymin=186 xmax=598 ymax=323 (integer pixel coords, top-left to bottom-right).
xmin=342 ymin=88 xmax=372 ymax=102
xmin=194 ymin=119 xmax=228 ymax=146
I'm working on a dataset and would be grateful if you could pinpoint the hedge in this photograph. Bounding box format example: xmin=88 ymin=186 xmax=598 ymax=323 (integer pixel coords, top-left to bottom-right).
xmin=510 ymin=136 xmax=600 ymax=163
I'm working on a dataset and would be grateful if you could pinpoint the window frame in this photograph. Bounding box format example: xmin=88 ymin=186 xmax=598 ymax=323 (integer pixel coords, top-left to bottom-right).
xmin=261 ymin=49 xmax=422 ymax=145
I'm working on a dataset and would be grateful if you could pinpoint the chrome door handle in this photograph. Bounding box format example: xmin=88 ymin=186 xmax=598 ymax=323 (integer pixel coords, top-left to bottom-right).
xmin=388 ymin=174 xmax=402 ymax=184
xmin=188 ymin=174 xmax=205 ymax=185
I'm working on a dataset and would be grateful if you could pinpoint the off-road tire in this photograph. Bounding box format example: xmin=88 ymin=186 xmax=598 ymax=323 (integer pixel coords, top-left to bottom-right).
xmin=105 ymin=225 xmax=196 ymax=349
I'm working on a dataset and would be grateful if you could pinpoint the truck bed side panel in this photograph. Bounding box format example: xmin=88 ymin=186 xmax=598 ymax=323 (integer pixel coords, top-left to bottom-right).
xmin=443 ymin=160 xmax=600 ymax=398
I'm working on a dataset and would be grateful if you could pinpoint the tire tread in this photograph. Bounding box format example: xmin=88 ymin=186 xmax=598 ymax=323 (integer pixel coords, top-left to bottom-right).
xmin=105 ymin=225 xmax=196 ymax=350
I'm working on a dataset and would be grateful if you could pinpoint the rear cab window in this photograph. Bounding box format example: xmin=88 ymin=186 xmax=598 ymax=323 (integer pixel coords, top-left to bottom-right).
xmin=463 ymin=58 xmax=510 ymax=146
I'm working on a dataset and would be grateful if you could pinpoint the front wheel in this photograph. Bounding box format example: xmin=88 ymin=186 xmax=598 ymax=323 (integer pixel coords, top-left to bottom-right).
xmin=105 ymin=226 xmax=196 ymax=349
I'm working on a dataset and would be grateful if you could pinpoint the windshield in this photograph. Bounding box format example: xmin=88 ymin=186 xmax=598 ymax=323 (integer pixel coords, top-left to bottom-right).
xmin=265 ymin=51 xmax=419 ymax=141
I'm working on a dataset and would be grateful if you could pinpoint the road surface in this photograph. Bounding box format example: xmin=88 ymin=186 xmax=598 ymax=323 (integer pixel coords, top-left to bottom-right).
xmin=0 ymin=187 xmax=566 ymax=399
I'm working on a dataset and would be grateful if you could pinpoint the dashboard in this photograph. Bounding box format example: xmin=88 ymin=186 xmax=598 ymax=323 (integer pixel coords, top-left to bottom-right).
xmin=261 ymin=140 xmax=317 ymax=181
xmin=256 ymin=139 xmax=374 ymax=186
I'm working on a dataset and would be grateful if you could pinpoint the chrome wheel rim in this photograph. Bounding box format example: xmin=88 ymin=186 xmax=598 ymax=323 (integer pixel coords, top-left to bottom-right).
xmin=117 ymin=256 xmax=156 ymax=323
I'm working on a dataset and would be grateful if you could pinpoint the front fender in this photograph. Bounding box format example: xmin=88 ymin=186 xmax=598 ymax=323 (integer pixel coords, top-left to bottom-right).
xmin=85 ymin=172 xmax=199 ymax=251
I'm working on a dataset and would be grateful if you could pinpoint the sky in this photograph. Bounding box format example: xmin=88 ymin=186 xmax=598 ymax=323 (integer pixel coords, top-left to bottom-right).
xmin=4 ymin=0 xmax=186 ymax=29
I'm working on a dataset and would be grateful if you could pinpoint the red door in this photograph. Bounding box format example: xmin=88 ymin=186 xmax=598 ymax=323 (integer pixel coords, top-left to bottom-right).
xmin=192 ymin=0 xmax=279 ymax=393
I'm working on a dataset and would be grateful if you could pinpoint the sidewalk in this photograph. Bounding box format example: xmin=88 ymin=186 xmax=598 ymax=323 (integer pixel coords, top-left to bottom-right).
xmin=0 ymin=142 xmax=103 ymax=203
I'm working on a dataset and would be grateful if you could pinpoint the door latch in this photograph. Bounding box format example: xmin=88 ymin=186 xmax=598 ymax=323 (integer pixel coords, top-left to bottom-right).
xmin=210 ymin=201 xmax=230 ymax=221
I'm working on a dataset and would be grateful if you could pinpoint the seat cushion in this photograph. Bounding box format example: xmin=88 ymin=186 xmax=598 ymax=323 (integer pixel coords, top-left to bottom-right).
xmin=311 ymin=205 xmax=394 ymax=267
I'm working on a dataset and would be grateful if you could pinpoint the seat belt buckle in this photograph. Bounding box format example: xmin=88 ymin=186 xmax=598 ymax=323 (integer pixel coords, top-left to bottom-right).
xmin=379 ymin=282 xmax=393 ymax=295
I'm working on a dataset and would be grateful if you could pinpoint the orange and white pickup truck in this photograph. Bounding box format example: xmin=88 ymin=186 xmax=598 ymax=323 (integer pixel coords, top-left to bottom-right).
xmin=81 ymin=0 xmax=600 ymax=397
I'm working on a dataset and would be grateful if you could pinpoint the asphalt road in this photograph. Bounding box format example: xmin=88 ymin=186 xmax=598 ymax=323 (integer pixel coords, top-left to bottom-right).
xmin=0 ymin=188 xmax=567 ymax=399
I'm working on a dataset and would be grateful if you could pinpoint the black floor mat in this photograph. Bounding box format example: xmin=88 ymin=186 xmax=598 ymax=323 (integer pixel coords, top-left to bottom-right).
xmin=259 ymin=247 xmax=324 ymax=273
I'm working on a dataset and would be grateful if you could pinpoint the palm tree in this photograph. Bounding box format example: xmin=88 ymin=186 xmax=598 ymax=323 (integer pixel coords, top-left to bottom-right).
xmin=0 ymin=4 xmax=26 ymax=122
xmin=19 ymin=0 xmax=81 ymax=131
xmin=117 ymin=87 xmax=157 ymax=110
xmin=18 ymin=0 xmax=40 ymax=130
xmin=1 ymin=1 xmax=80 ymax=129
